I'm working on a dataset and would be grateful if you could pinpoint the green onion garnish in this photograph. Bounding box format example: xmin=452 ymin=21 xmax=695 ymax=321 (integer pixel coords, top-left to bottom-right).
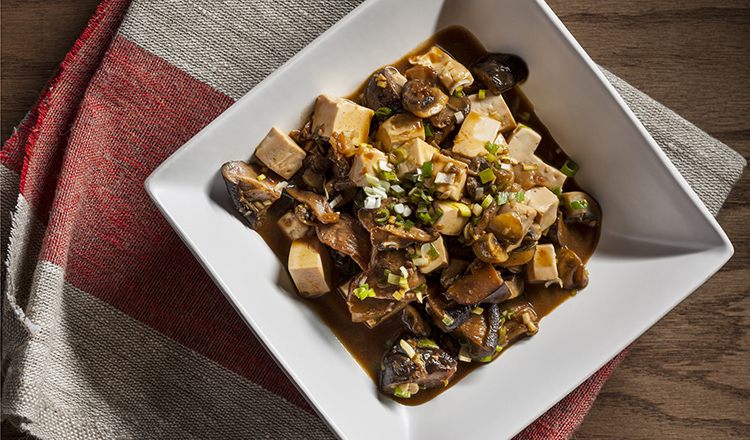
xmin=417 ymin=212 xmax=432 ymax=224
xmin=481 ymin=194 xmax=493 ymax=210
xmin=414 ymin=283 xmax=426 ymax=293
xmin=375 ymin=208 xmax=389 ymax=222
xmin=478 ymin=168 xmax=495 ymax=184
xmin=428 ymin=243 xmax=439 ymax=259
xmin=382 ymin=170 xmax=398 ymax=181
xmin=484 ymin=141 xmax=500 ymax=154
xmin=353 ymin=284 xmax=375 ymax=300
xmin=257 ymin=174 xmax=266 ymax=181
xmin=430 ymin=208 xmax=443 ymax=225
xmin=552 ymin=186 xmax=562 ymax=196
xmin=442 ymin=315 xmax=454 ymax=326
xmin=394 ymin=385 xmax=411 ymax=398
xmin=404 ymin=219 xmax=414 ymax=230
xmin=497 ymin=192 xmax=510 ymax=205
xmin=569 ymin=200 xmax=589 ymax=210
xmin=417 ymin=338 xmax=439 ymax=349
xmin=422 ymin=161 xmax=433 ymax=179
xmin=516 ymin=190 xmax=525 ymax=202
xmin=495 ymin=346 xmax=503 ymax=353
xmin=389 ymin=147 xmax=407 ymax=164
xmin=374 ymin=107 xmax=392 ymax=119
xmin=560 ymin=159 xmax=579 ymax=178
xmin=424 ymin=122 xmax=434 ymax=138
xmin=486 ymin=153 xmax=497 ymax=163
xmin=479 ymin=355 xmax=493 ymax=363
xmin=454 ymin=202 xmax=471 ymax=218
xmin=478 ymin=89 xmax=486 ymax=100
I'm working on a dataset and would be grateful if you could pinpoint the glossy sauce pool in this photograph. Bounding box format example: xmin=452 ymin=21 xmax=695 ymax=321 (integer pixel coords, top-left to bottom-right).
xmin=254 ymin=26 xmax=601 ymax=405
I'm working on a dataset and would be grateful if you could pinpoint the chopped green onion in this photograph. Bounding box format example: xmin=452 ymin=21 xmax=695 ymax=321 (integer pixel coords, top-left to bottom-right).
xmin=391 ymin=184 xmax=405 ymax=196
xmin=412 ymin=257 xmax=429 ymax=267
xmin=353 ymin=284 xmax=375 ymax=300
xmin=400 ymin=339 xmax=416 ymax=358
xmin=257 ymin=174 xmax=266 ymax=181
xmin=375 ymin=107 xmax=392 ymax=119
xmin=472 ymin=306 xmax=484 ymax=315
xmin=453 ymin=90 xmax=464 ymax=97
xmin=428 ymin=243 xmax=440 ymax=259
xmin=366 ymin=174 xmax=381 ymax=187
xmin=471 ymin=203 xmax=483 ymax=217
xmin=479 ymin=355 xmax=493 ymax=363
xmin=497 ymin=192 xmax=510 ymax=205
xmin=393 ymin=290 xmax=404 ymax=300
xmin=403 ymin=219 xmax=414 ymax=230
xmin=552 ymin=186 xmax=562 ymax=196
xmin=375 ymin=208 xmax=389 ymax=222
xmin=430 ymin=208 xmax=443 ymax=225
xmin=569 ymin=200 xmax=589 ymax=210
xmin=422 ymin=161 xmax=433 ymax=179
xmin=560 ymin=159 xmax=579 ymax=178
xmin=452 ymin=202 xmax=471 ymax=218
xmin=399 ymin=276 xmax=409 ymax=290
xmin=394 ymin=385 xmax=412 ymax=398
xmin=484 ymin=141 xmax=500 ymax=154
xmin=481 ymin=194 xmax=493 ymax=210
xmin=382 ymin=170 xmax=398 ymax=181
xmin=442 ymin=315 xmax=454 ymax=326
xmin=387 ymin=273 xmax=402 ymax=285
xmin=389 ymin=148 xmax=407 ymax=164
xmin=486 ymin=153 xmax=497 ymax=163
xmin=424 ymin=122 xmax=434 ymax=138
xmin=516 ymin=190 xmax=525 ymax=202
xmin=417 ymin=338 xmax=439 ymax=349
xmin=478 ymin=89 xmax=486 ymax=100
xmin=414 ymin=283 xmax=427 ymax=293
xmin=478 ymin=168 xmax=495 ymax=184
xmin=417 ymin=212 xmax=432 ymax=224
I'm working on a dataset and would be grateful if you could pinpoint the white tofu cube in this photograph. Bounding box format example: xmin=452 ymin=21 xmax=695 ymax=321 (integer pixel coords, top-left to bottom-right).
xmin=312 ymin=94 xmax=374 ymax=145
xmin=507 ymin=125 xmax=567 ymax=191
xmin=278 ymin=210 xmax=311 ymax=241
xmin=396 ymin=138 xmax=438 ymax=177
xmin=469 ymin=93 xmax=516 ymax=132
xmin=430 ymin=153 xmax=468 ymax=201
xmin=432 ymin=200 xmax=470 ymax=236
xmin=525 ymin=186 xmax=560 ymax=231
xmin=375 ymin=113 xmax=425 ymax=152
xmin=419 ymin=236 xmax=449 ymax=274
xmin=288 ymin=236 xmax=332 ymax=297
xmin=409 ymin=46 xmax=473 ymax=94
xmin=452 ymin=111 xmax=503 ymax=158
xmin=254 ymin=126 xmax=307 ymax=179
xmin=349 ymin=145 xmax=388 ymax=187
xmin=527 ymin=243 xmax=559 ymax=283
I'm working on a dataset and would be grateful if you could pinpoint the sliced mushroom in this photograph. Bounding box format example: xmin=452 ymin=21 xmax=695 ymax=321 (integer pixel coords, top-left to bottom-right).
xmin=315 ymin=214 xmax=371 ymax=270
xmin=358 ymin=207 xmax=439 ymax=250
xmin=401 ymin=79 xmax=449 ymax=118
xmin=451 ymin=303 xmax=501 ymax=360
xmin=546 ymin=211 xmax=568 ymax=247
xmin=380 ymin=336 xmax=457 ymax=396
xmin=286 ymin=187 xmax=339 ymax=224
xmin=556 ymin=248 xmax=589 ymax=290
xmin=471 ymin=232 xmax=509 ymax=264
xmin=363 ymin=249 xmax=426 ymax=301
xmin=401 ymin=305 xmax=432 ymax=338
xmin=405 ymin=64 xmax=439 ymax=87
xmin=444 ymin=259 xmax=509 ymax=305
xmin=346 ymin=274 xmax=407 ymax=323
xmin=502 ymin=272 xmax=524 ymax=300
xmin=497 ymin=241 xmax=536 ymax=267
xmin=561 ymin=191 xmax=602 ymax=226
xmin=363 ymin=66 xmax=408 ymax=112
xmin=425 ymin=290 xmax=473 ymax=332
xmin=497 ymin=300 xmax=539 ymax=349
xmin=440 ymin=258 xmax=470 ymax=289
xmin=221 ymin=161 xmax=283 ymax=229
xmin=429 ymin=94 xmax=471 ymax=129
xmin=470 ymin=52 xmax=529 ymax=95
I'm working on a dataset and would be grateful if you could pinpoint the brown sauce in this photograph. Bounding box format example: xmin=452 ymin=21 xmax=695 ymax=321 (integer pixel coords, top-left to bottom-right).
xmin=254 ymin=26 xmax=600 ymax=405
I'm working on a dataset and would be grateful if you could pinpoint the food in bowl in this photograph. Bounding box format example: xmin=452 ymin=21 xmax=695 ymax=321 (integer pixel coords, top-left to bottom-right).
xmin=220 ymin=26 xmax=601 ymax=404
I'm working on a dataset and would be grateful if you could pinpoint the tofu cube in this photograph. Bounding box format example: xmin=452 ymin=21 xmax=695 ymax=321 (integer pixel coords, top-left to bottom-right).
xmin=349 ymin=145 xmax=388 ymax=187
xmin=430 ymin=153 xmax=468 ymax=201
xmin=419 ymin=236 xmax=449 ymax=274
xmin=507 ymin=125 xmax=542 ymax=161
xmin=312 ymin=94 xmax=374 ymax=145
xmin=469 ymin=93 xmax=517 ymax=132
xmin=527 ymin=243 xmax=559 ymax=283
xmin=254 ymin=126 xmax=307 ymax=179
xmin=375 ymin=113 xmax=425 ymax=152
xmin=507 ymin=125 xmax=567 ymax=191
xmin=288 ymin=236 xmax=332 ymax=297
xmin=525 ymin=187 xmax=560 ymax=231
xmin=409 ymin=46 xmax=473 ymax=94
xmin=278 ymin=210 xmax=311 ymax=241
xmin=432 ymin=200 xmax=470 ymax=236
xmin=396 ymin=138 xmax=438 ymax=177
xmin=452 ymin=111 xmax=503 ymax=158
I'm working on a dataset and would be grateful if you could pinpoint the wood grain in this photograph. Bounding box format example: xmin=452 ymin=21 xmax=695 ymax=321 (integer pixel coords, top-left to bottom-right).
xmin=1 ymin=0 xmax=748 ymax=439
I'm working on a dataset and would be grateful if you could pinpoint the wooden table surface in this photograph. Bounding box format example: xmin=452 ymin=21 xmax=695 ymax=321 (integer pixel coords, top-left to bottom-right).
xmin=2 ymin=0 xmax=748 ymax=438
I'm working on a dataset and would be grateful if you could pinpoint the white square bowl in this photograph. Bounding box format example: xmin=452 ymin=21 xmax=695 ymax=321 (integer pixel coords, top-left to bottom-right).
xmin=145 ymin=0 xmax=734 ymax=438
